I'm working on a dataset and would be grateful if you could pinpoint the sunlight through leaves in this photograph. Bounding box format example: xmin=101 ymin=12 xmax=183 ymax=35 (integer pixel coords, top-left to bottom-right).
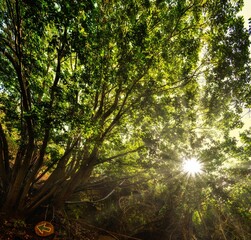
xmin=182 ymin=158 xmax=203 ymax=176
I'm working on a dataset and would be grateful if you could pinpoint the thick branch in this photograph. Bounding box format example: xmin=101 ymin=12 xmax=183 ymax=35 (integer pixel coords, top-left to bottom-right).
xmin=100 ymin=59 xmax=153 ymax=141
xmin=34 ymin=35 xmax=67 ymax=174
xmin=93 ymin=84 xmax=106 ymax=121
xmin=97 ymin=146 xmax=145 ymax=165
xmin=102 ymin=84 xmax=122 ymax=121
xmin=34 ymin=136 xmax=80 ymax=183
xmin=0 ymin=124 xmax=10 ymax=186
xmin=65 ymin=180 xmax=126 ymax=204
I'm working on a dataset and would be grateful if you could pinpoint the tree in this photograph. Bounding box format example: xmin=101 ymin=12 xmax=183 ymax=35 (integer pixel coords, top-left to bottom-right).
xmin=0 ymin=0 xmax=249 ymax=221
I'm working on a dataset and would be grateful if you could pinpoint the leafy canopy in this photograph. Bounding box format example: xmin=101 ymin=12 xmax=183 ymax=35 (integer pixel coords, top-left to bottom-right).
xmin=0 ymin=1 xmax=250 ymax=228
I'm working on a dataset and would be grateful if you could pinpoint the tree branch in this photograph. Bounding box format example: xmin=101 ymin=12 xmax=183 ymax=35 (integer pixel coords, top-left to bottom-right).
xmin=0 ymin=123 xmax=10 ymax=186
xmin=34 ymin=136 xmax=80 ymax=183
xmin=97 ymin=146 xmax=145 ymax=165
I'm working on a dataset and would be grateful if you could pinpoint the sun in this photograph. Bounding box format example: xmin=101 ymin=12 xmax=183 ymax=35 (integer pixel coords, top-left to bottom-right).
xmin=182 ymin=158 xmax=203 ymax=176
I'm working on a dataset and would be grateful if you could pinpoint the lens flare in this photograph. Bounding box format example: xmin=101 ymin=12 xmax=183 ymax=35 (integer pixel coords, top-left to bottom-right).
xmin=182 ymin=158 xmax=203 ymax=176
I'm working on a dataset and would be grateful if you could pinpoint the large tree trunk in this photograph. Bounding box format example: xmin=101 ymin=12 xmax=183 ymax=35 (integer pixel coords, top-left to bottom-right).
xmin=0 ymin=140 xmax=99 ymax=219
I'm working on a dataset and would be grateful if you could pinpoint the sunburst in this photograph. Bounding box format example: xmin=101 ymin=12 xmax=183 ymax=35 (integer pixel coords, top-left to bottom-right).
xmin=182 ymin=158 xmax=203 ymax=176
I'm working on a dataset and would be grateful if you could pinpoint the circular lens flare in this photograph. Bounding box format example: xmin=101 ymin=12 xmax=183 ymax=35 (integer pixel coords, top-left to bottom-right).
xmin=182 ymin=158 xmax=203 ymax=175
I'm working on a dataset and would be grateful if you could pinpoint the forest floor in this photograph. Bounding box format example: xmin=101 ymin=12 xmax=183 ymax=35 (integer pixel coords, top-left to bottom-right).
xmin=0 ymin=216 xmax=130 ymax=240
xmin=0 ymin=217 xmax=138 ymax=240
xmin=0 ymin=217 xmax=109 ymax=240
xmin=0 ymin=207 xmax=142 ymax=240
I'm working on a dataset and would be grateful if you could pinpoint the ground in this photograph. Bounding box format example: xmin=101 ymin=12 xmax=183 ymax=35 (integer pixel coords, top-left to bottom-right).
xmin=0 ymin=217 xmax=99 ymax=240
xmin=0 ymin=216 xmax=137 ymax=240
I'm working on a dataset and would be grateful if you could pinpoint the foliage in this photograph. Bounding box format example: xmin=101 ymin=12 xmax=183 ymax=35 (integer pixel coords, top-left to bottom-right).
xmin=0 ymin=0 xmax=250 ymax=239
